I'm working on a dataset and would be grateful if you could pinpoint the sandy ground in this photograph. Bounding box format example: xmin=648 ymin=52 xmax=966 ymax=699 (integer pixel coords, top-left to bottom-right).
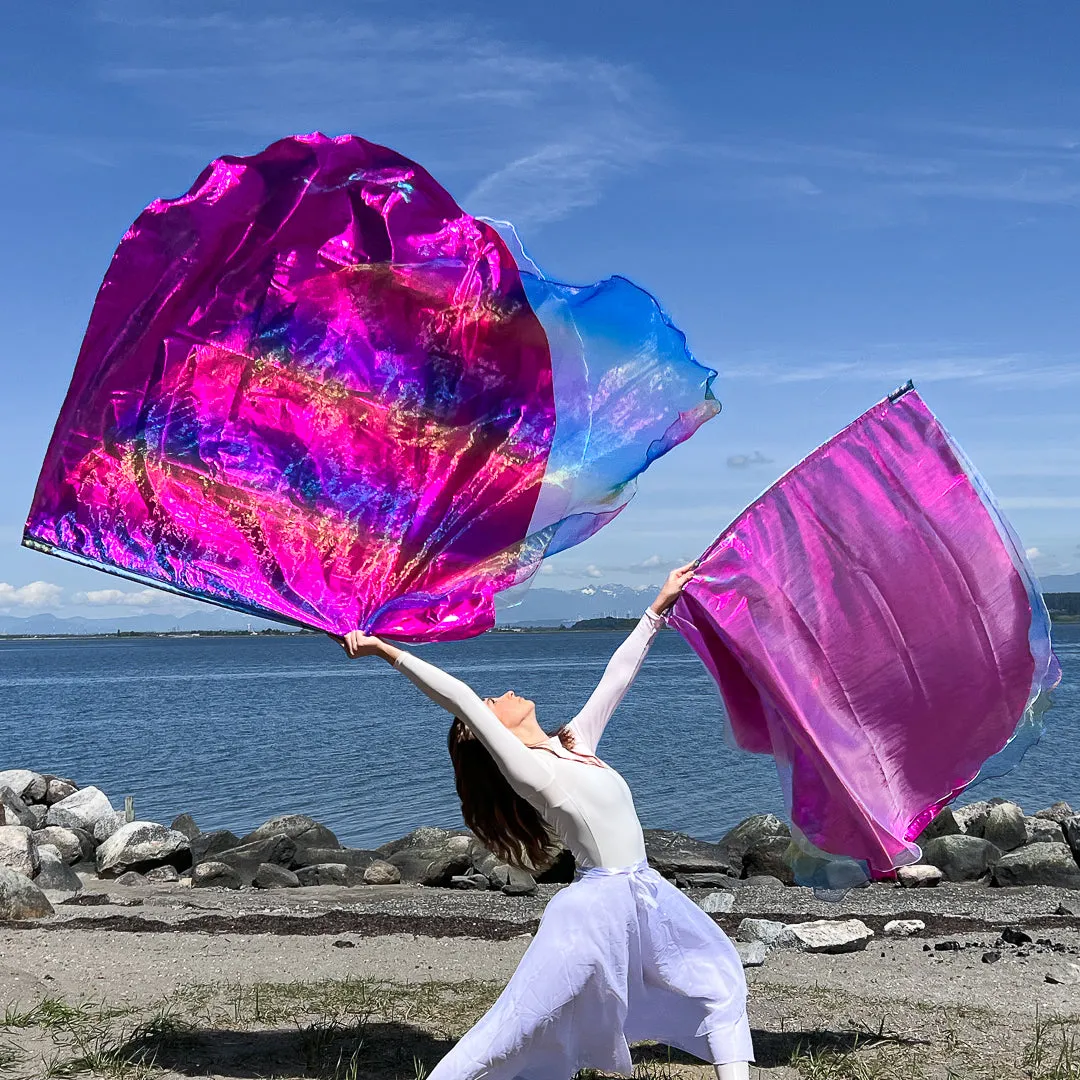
xmin=1 ymin=878 xmax=1079 ymax=1080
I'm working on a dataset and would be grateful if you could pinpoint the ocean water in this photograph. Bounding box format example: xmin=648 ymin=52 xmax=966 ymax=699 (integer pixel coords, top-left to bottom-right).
xmin=1 ymin=624 xmax=1077 ymax=848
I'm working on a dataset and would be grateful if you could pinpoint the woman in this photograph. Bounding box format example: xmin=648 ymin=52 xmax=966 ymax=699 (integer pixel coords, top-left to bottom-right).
xmin=342 ymin=564 xmax=753 ymax=1080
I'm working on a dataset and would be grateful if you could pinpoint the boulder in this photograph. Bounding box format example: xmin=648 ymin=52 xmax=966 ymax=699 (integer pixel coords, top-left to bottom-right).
xmin=0 ymin=786 xmax=35 ymax=829
xmin=534 ymin=848 xmax=576 ymax=884
xmin=897 ymin=864 xmax=943 ymax=888
xmin=27 ymin=805 xmax=48 ymax=830
xmin=451 ymin=873 xmax=490 ymax=890
xmin=1062 ymin=817 xmax=1080 ymax=864
xmin=376 ymin=827 xmax=464 ymax=858
xmin=191 ymin=861 xmax=243 ymax=889
xmin=93 ymin=810 xmax=126 ymax=844
xmin=145 ymin=865 xmax=180 ymax=884
xmin=735 ymin=941 xmax=768 ymax=967
xmin=45 ymin=787 xmax=114 ymax=833
xmin=363 ymin=860 xmax=401 ymax=885
xmin=699 ymin=891 xmax=735 ymax=915
xmin=918 ymin=807 xmax=962 ymax=842
xmin=212 ymin=835 xmax=296 ymax=884
xmin=170 ymin=814 xmax=200 ymax=840
xmin=0 ymin=866 xmax=53 ymax=920
xmin=292 ymin=846 xmax=376 ymax=870
xmin=253 ymin=863 xmax=300 ymax=889
xmin=69 ymin=828 xmax=96 ymax=863
xmin=487 ymin=863 xmax=512 ymax=890
xmin=1025 ymin=817 xmax=1065 ymax=847
xmin=741 ymin=836 xmax=795 ymax=885
xmin=189 ymin=829 xmax=242 ymax=866
xmin=44 ymin=778 xmax=77 ymax=805
xmin=0 ymin=825 xmax=39 ymax=879
xmin=952 ymin=800 xmax=993 ymax=837
xmin=388 ymin=848 xmax=471 ymax=886
xmin=34 ymin=826 xmax=83 ymax=865
xmin=982 ymin=802 xmax=1027 ymax=853
xmin=115 ymin=871 xmax=147 ymax=887
xmin=95 ymin=822 xmax=192 ymax=876
xmin=240 ymin=814 xmax=340 ymax=854
xmin=502 ymin=866 xmax=538 ymax=896
xmin=742 ymin=875 xmax=787 ymax=890
xmin=643 ymin=830 xmax=741 ymax=879
xmin=1034 ymin=802 xmax=1075 ymax=825
xmin=0 ymin=770 xmax=47 ymax=804
xmin=34 ymin=846 xmax=82 ymax=898
xmin=921 ymin=835 xmax=1001 ymax=882
xmin=991 ymin=843 xmax=1080 ymax=889
xmin=1045 ymin=963 xmax=1080 ymax=987
xmin=720 ymin=814 xmax=790 ymax=858
xmin=675 ymin=872 xmax=742 ymax=890
xmin=883 ymin=919 xmax=925 ymax=937
xmin=736 ymin=918 xmax=790 ymax=947
xmin=295 ymin=863 xmax=362 ymax=887
xmin=787 ymin=919 xmax=874 ymax=954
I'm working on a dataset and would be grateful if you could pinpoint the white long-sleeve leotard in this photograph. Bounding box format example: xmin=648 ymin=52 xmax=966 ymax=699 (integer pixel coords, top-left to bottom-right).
xmin=394 ymin=610 xmax=664 ymax=870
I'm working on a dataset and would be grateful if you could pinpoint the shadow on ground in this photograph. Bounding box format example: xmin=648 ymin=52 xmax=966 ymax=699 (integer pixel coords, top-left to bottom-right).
xmin=109 ymin=1021 xmax=921 ymax=1078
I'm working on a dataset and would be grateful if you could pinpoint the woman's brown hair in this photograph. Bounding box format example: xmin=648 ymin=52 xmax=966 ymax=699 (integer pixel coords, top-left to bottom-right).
xmin=447 ymin=719 xmax=575 ymax=871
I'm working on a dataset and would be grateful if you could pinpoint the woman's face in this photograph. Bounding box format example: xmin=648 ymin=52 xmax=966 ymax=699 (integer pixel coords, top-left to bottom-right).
xmin=484 ymin=690 xmax=536 ymax=730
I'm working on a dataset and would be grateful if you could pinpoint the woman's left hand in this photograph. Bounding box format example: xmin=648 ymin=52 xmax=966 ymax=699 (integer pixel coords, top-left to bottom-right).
xmin=650 ymin=562 xmax=697 ymax=616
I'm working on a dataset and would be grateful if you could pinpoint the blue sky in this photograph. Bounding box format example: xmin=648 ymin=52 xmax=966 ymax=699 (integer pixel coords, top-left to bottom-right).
xmin=2 ymin=1 xmax=1078 ymax=620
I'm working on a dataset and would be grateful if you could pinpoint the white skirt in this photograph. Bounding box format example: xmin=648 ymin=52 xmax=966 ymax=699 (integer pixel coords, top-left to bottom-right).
xmin=430 ymin=860 xmax=753 ymax=1080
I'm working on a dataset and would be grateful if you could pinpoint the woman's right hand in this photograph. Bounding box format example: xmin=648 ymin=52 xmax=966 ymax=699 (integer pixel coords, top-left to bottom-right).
xmin=341 ymin=631 xmax=387 ymax=659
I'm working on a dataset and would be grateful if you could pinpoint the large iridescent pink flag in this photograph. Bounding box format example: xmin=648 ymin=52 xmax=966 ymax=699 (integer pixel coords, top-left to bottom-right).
xmin=670 ymin=387 xmax=1059 ymax=889
xmin=24 ymin=134 xmax=718 ymax=640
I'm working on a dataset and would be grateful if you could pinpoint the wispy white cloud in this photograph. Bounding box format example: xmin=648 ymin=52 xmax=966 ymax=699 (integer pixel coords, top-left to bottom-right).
xmin=726 ymin=451 xmax=774 ymax=469
xmin=90 ymin=2 xmax=667 ymax=227
xmin=72 ymin=587 xmax=199 ymax=613
xmin=0 ymin=581 xmax=64 ymax=611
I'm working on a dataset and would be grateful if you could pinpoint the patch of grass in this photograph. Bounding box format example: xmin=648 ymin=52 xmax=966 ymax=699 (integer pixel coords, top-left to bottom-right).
xmin=1024 ymin=1013 xmax=1080 ymax=1080
xmin=1 ymin=999 xmax=131 ymax=1033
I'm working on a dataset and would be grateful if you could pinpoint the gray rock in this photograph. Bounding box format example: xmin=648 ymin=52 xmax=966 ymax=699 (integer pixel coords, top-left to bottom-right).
xmin=720 ymin=814 xmax=791 ymax=859
xmin=883 ymin=919 xmax=925 ymax=937
xmin=189 ymin=829 xmax=242 ymax=865
xmin=212 ymin=835 xmax=296 ymax=884
xmin=363 ymin=860 xmax=401 ymax=885
xmin=44 ymin=778 xmax=77 ymax=806
xmin=1044 ymin=963 xmax=1080 ymax=986
xmin=292 ymin=846 xmax=377 ymax=870
xmin=114 ymin=870 xmax=147 ymax=887
xmin=388 ymin=848 xmax=471 ymax=886
xmin=376 ymin=827 xmax=463 ymax=857
xmin=93 ymin=810 xmax=126 ymax=844
xmin=240 ymin=814 xmax=340 ymax=853
xmin=897 ymin=864 xmax=943 ymax=888
xmin=487 ymin=863 xmax=512 ymax=889
xmin=0 ymin=770 xmax=47 ymax=804
xmin=918 ymin=807 xmax=962 ymax=842
xmin=0 ymin=866 xmax=53 ymax=920
xmin=742 ymin=874 xmax=787 ymax=890
xmin=502 ymin=866 xmax=538 ymax=896
xmin=741 ymin=836 xmax=795 ymax=885
xmin=643 ymin=829 xmax=741 ymax=879
xmin=674 ymin=872 xmax=742 ymax=890
xmin=736 ymin=918 xmax=790 ymax=946
xmin=699 ymin=891 xmax=735 ymax=914
xmin=0 ymin=825 xmax=39 ymax=878
xmin=191 ymin=861 xmax=243 ymax=889
xmin=787 ymin=918 xmax=874 ymax=954
xmin=170 ymin=814 xmax=200 ymax=840
xmin=34 ymin=846 xmax=83 ymax=898
xmin=252 ymin=863 xmax=300 ymax=889
xmin=1034 ymin=802 xmax=1075 ymax=825
xmin=952 ymin=800 xmax=993 ymax=837
xmin=1062 ymin=817 xmax=1080 ymax=864
xmin=983 ymin=802 xmax=1027 ymax=853
xmin=69 ymin=828 xmax=96 ymax=863
xmin=145 ymin=865 xmax=180 ymax=883
xmin=27 ymin=805 xmax=48 ymax=830
xmin=34 ymin=826 xmax=83 ymax=865
xmin=45 ymin=787 xmax=114 ymax=833
xmin=0 ymin=786 xmax=35 ymax=829
xmin=921 ymin=835 xmax=1002 ymax=882
xmin=295 ymin=863 xmax=361 ymax=887
xmin=451 ymin=873 xmax=491 ymax=890
xmin=1057 ymin=900 xmax=1079 ymax=917
xmin=735 ymin=941 xmax=768 ymax=967
xmin=95 ymin=822 xmax=192 ymax=876
xmin=1025 ymin=817 xmax=1065 ymax=846
xmin=992 ymin=843 xmax=1080 ymax=889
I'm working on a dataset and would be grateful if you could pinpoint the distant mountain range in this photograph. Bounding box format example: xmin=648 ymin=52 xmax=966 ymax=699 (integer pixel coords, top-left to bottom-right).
xmin=1 ymin=576 xmax=1077 ymax=636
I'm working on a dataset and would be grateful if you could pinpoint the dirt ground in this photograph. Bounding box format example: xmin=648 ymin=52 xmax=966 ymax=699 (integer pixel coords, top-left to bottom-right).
xmin=1 ymin=879 xmax=1078 ymax=1080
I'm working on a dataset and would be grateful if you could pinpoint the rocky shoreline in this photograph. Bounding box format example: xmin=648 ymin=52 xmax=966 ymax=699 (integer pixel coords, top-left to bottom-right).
xmin=2 ymin=767 xmax=1079 ymax=928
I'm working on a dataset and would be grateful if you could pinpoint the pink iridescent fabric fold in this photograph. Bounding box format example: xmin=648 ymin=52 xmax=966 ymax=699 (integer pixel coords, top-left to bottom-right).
xmin=669 ymin=389 xmax=1060 ymax=889
xmin=24 ymin=133 xmax=717 ymax=640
